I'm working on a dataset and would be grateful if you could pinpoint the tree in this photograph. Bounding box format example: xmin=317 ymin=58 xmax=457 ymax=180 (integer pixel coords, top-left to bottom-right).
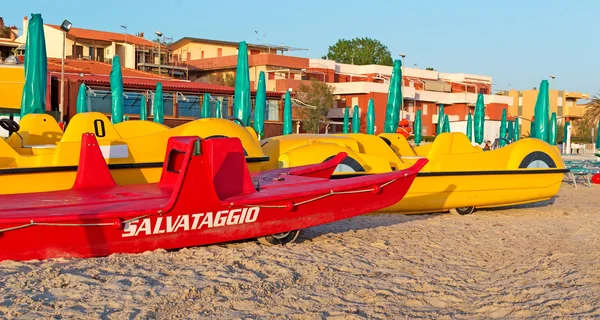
xmin=582 ymin=92 xmax=600 ymax=129
xmin=426 ymin=67 xmax=435 ymax=71
xmin=153 ymin=38 xmax=172 ymax=46
xmin=205 ymin=72 xmax=236 ymax=87
xmin=325 ymin=37 xmax=393 ymax=66
xmin=295 ymin=80 xmax=334 ymax=133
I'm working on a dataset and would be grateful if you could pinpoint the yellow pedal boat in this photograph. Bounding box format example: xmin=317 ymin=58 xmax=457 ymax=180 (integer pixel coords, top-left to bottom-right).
xmin=0 ymin=112 xmax=268 ymax=194
xmin=260 ymin=132 xmax=567 ymax=214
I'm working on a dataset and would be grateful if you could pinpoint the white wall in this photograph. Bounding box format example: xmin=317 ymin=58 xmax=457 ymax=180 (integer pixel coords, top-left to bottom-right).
xmin=450 ymin=120 xmax=502 ymax=144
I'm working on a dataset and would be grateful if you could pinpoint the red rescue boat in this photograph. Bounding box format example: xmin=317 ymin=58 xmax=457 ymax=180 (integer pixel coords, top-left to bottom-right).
xmin=0 ymin=134 xmax=427 ymax=261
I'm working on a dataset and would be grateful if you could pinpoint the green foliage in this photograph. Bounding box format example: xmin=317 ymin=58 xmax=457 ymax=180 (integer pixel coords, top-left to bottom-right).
xmin=325 ymin=37 xmax=393 ymax=66
xmin=425 ymin=67 xmax=435 ymax=71
xmin=0 ymin=26 xmax=12 ymax=38
xmin=153 ymin=37 xmax=172 ymax=46
xmin=206 ymin=72 xmax=236 ymax=87
xmin=573 ymin=120 xmax=595 ymax=143
xmin=557 ymin=123 xmax=564 ymax=143
xmin=296 ymin=80 xmax=334 ymax=133
xmin=582 ymin=92 xmax=600 ymax=129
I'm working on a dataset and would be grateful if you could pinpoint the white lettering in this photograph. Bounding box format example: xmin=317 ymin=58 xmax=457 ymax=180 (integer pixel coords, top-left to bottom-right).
xmin=122 ymin=220 xmax=138 ymax=237
xmin=174 ymin=215 xmax=190 ymax=232
xmin=245 ymin=207 xmax=259 ymax=223
xmin=153 ymin=217 xmax=165 ymax=234
xmin=214 ymin=210 xmax=228 ymax=227
xmin=166 ymin=216 xmax=181 ymax=233
xmin=191 ymin=213 xmax=204 ymax=230
xmin=239 ymin=208 xmax=248 ymax=223
xmin=199 ymin=212 xmax=214 ymax=229
xmin=134 ymin=219 xmax=151 ymax=236
xmin=226 ymin=209 xmax=241 ymax=225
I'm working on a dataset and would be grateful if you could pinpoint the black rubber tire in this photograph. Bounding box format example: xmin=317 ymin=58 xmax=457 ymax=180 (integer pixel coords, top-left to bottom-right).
xmin=323 ymin=155 xmax=366 ymax=172
xmin=449 ymin=207 xmax=475 ymax=215
xmin=257 ymin=230 xmax=300 ymax=245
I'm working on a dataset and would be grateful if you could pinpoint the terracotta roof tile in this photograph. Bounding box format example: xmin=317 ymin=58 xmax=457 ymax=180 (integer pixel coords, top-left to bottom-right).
xmin=47 ymin=25 xmax=160 ymax=48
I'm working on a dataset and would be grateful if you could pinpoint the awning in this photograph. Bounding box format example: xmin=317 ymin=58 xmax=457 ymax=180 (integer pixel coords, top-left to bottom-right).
xmin=422 ymin=79 xmax=451 ymax=92
xmin=327 ymin=107 xmax=360 ymax=119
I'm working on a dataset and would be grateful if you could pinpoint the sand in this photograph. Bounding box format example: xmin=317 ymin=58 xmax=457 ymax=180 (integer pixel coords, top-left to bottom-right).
xmin=1 ymin=183 xmax=599 ymax=319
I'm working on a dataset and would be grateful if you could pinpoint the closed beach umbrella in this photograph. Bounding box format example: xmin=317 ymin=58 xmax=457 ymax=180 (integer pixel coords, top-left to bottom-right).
xmin=530 ymin=117 xmax=535 ymax=138
xmin=215 ymin=100 xmax=222 ymax=118
xmin=254 ymin=71 xmax=266 ymax=138
xmin=474 ymin=94 xmax=485 ymax=144
xmin=507 ymin=120 xmax=514 ymax=142
xmin=384 ymin=60 xmax=403 ymax=133
xmin=499 ymin=109 xmax=507 ymax=146
xmin=366 ymin=98 xmax=375 ymax=135
xmin=549 ymin=112 xmax=557 ymax=145
xmin=201 ymin=93 xmax=211 ymax=118
xmin=76 ymin=83 xmax=88 ymax=114
xmin=233 ymin=41 xmax=251 ymax=125
xmin=283 ymin=91 xmax=292 ymax=135
xmin=139 ymin=94 xmax=147 ymax=120
xmin=352 ymin=105 xmax=360 ymax=133
xmin=437 ymin=104 xmax=445 ymax=135
xmin=596 ymin=121 xmax=600 ymax=150
xmin=563 ymin=119 xmax=569 ymax=143
xmin=466 ymin=112 xmax=473 ymax=142
xmin=20 ymin=13 xmax=47 ymax=118
xmin=110 ymin=55 xmax=124 ymax=124
xmin=443 ymin=114 xmax=450 ymax=133
xmin=414 ymin=109 xmax=422 ymax=145
xmin=514 ymin=118 xmax=520 ymax=141
xmin=533 ymin=80 xmax=550 ymax=141
xmin=343 ymin=106 xmax=349 ymax=134
xmin=153 ymin=82 xmax=164 ymax=124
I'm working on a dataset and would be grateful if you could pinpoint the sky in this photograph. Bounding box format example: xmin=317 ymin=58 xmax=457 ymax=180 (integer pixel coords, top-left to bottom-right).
xmin=4 ymin=0 xmax=599 ymax=96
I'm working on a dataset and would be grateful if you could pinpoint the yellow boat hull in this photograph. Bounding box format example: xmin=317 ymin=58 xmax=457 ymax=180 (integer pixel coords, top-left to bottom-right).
xmin=260 ymin=132 xmax=567 ymax=214
xmin=1 ymin=113 xmax=268 ymax=195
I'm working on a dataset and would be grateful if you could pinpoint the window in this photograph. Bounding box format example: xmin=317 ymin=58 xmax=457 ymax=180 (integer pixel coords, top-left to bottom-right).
xmin=217 ymin=48 xmax=222 ymax=57
xmin=186 ymin=52 xmax=191 ymax=61
xmin=177 ymin=95 xmax=201 ymax=118
xmin=266 ymin=100 xmax=279 ymax=121
xmin=408 ymin=102 xmax=414 ymax=114
xmin=351 ymin=97 xmax=359 ymax=107
xmin=422 ymin=103 xmax=428 ymax=115
xmin=201 ymin=51 xmax=204 ymax=59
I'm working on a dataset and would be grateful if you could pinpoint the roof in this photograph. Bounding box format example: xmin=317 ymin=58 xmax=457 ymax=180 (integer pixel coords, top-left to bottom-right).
xmin=47 ymin=25 xmax=158 ymax=48
xmin=0 ymin=38 xmax=22 ymax=47
xmin=172 ymin=37 xmax=289 ymax=52
xmin=60 ymin=73 xmax=282 ymax=98
xmin=47 ymin=58 xmax=170 ymax=79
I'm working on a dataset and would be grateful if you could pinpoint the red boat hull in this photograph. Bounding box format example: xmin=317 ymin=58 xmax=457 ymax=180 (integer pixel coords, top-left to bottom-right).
xmin=0 ymin=135 xmax=426 ymax=261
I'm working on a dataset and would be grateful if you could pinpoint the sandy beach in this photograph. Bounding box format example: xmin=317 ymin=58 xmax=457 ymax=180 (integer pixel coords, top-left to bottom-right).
xmin=0 ymin=182 xmax=598 ymax=319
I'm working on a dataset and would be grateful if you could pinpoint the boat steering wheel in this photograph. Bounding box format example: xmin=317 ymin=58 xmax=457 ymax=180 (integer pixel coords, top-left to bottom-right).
xmin=491 ymin=138 xmax=510 ymax=150
xmin=0 ymin=118 xmax=20 ymax=136
xmin=226 ymin=116 xmax=245 ymax=126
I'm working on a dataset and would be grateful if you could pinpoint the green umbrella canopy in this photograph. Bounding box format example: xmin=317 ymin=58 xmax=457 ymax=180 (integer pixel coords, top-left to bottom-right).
xmin=139 ymin=93 xmax=147 ymax=120
xmin=499 ymin=109 xmax=507 ymax=146
xmin=233 ymin=41 xmax=251 ymax=125
xmin=414 ymin=109 xmax=422 ymax=145
xmin=514 ymin=118 xmax=520 ymax=141
xmin=254 ymin=71 xmax=266 ymax=138
xmin=384 ymin=60 xmax=403 ymax=133
xmin=474 ymin=94 xmax=485 ymax=144
xmin=533 ymin=80 xmax=550 ymax=141
xmin=507 ymin=120 xmax=514 ymax=142
xmin=21 ymin=13 xmax=48 ymax=118
xmin=283 ymin=91 xmax=292 ymax=135
xmin=549 ymin=112 xmax=557 ymax=145
xmin=366 ymin=98 xmax=375 ymax=135
xmin=437 ymin=104 xmax=445 ymax=135
xmin=563 ymin=120 xmax=570 ymax=143
xmin=343 ymin=106 xmax=349 ymax=134
xmin=215 ymin=100 xmax=222 ymax=118
xmin=352 ymin=105 xmax=360 ymax=133
xmin=530 ymin=117 xmax=535 ymax=138
xmin=153 ymin=82 xmax=164 ymax=124
xmin=443 ymin=114 xmax=450 ymax=133
xmin=110 ymin=55 xmax=124 ymax=124
xmin=201 ymin=93 xmax=211 ymax=118
xmin=76 ymin=83 xmax=88 ymax=114
xmin=466 ymin=112 xmax=473 ymax=142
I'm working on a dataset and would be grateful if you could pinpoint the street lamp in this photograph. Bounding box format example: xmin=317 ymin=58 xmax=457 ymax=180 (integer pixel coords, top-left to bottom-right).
xmin=59 ymin=19 xmax=72 ymax=121
xmin=155 ymin=31 xmax=163 ymax=75
xmin=399 ymin=53 xmax=406 ymax=120
xmin=549 ymin=74 xmax=556 ymax=89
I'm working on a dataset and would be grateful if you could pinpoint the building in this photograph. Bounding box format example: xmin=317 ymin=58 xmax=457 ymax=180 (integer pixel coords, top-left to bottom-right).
xmin=15 ymin=16 xmax=187 ymax=78
xmin=172 ymin=37 xmax=310 ymax=92
xmin=307 ymin=59 xmax=514 ymax=136
xmin=502 ymin=88 xmax=589 ymax=125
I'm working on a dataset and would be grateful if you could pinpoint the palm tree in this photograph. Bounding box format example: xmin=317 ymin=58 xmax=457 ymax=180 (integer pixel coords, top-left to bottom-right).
xmin=582 ymin=92 xmax=600 ymax=128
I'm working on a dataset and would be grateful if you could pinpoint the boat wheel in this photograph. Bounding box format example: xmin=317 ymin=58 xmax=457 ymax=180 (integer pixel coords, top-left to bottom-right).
xmin=257 ymin=230 xmax=300 ymax=246
xmin=449 ymin=207 xmax=475 ymax=215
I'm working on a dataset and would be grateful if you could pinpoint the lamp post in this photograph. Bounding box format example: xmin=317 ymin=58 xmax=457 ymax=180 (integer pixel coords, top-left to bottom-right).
xmin=399 ymin=53 xmax=406 ymax=121
xmin=155 ymin=31 xmax=163 ymax=75
xmin=59 ymin=19 xmax=72 ymax=121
